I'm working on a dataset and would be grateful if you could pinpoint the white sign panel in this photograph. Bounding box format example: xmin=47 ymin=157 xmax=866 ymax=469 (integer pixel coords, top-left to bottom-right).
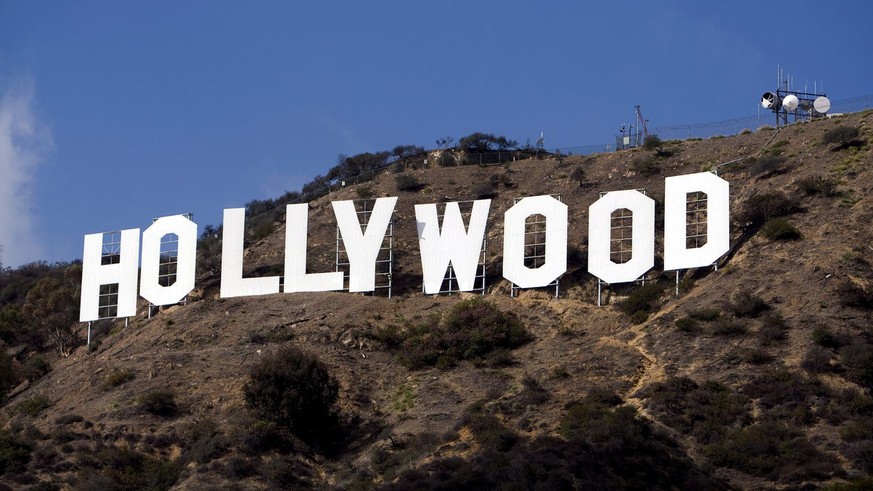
xmin=80 ymin=228 xmax=140 ymax=322
xmin=332 ymin=197 xmax=397 ymax=292
xmin=588 ymin=190 xmax=655 ymax=284
xmin=284 ymin=203 xmax=343 ymax=292
xmin=415 ymin=200 xmax=490 ymax=294
xmin=503 ymin=195 xmax=568 ymax=288
xmin=663 ymin=172 xmax=730 ymax=270
xmin=140 ymin=215 xmax=197 ymax=306
xmin=220 ymin=208 xmax=281 ymax=298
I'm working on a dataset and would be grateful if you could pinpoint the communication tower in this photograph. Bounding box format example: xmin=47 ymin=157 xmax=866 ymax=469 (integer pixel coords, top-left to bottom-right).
xmin=761 ymin=66 xmax=831 ymax=126
xmin=615 ymin=106 xmax=651 ymax=150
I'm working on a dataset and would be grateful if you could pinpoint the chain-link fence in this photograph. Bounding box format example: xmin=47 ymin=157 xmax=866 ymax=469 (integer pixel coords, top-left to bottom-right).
xmin=651 ymin=93 xmax=873 ymax=141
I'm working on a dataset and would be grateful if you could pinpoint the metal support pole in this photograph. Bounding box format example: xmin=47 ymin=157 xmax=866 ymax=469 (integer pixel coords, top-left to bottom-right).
xmin=87 ymin=322 xmax=92 ymax=346
xmin=597 ymin=279 xmax=602 ymax=307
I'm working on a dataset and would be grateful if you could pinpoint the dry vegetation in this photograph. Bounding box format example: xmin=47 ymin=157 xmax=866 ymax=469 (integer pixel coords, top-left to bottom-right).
xmin=1 ymin=111 xmax=873 ymax=489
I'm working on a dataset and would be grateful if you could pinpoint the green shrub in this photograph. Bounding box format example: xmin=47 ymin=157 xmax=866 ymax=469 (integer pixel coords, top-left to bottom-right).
xmin=839 ymin=342 xmax=873 ymax=387
xmin=558 ymin=391 xmax=624 ymax=442
xmin=617 ymin=283 xmax=664 ymax=321
xmin=822 ymin=125 xmax=860 ymax=149
xmin=845 ymin=441 xmax=873 ymax=473
xmin=704 ymin=421 xmax=837 ymax=482
xmin=758 ymin=312 xmax=789 ymax=345
xmin=689 ymin=308 xmax=721 ymax=321
xmin=749 ymin=155 xmax=787 ymax=177
xmin=0 ymin=350 xmax=18 ymax=396
xmin=356 ymin=185 xmax=374 ymax=199
xmin=391 ymin=386 xmax=724 ymax=490
xmin=761 ymin=218 xmax=801 ymax=240
xmin=738 ymin=191 xmax=800 ymax=227
xmin=711 ymin=316 xmax=748 ymax=336
xmin=727 ymin=290 xmax=769 ymax=318
xmin=139 ymin=389 xmax=178 ymax=416
xmin=243 ymin=346 xmax=340 ymax=446
xmin=0 ymin=430 xmax=31 ymax=474
xmin=674 ymin=316 xmax=700 ymax=333
xmin=179 ymin=418 xmax=227 ymax=465
xmin=394 ymin=298 xmax=530 ymax=369
xmin=76 ymin=446 xmax=180 ymax=490
xmin=838 ymin=280 xmax=873 ymax=310
xmin=438 ymin=152 xmax=456 ymax=167
xmin=812 ymin=327 xmax=843 ymax=349
xmin=102 ymin=369 xmax=135 ymax=390
xmin=642 ymin=135 xmax=663 ymax=152
xmin=395 ymin=173 xmax=424 ymax=192
xmin=631 ymin=155 xmax=660 ymax=176
xmin=463 ymin=413 xmax=518 ymax=451
xmin=825 ymin=477 xmax=873 ymax=490
xmin=472 ymin=181 xmax=496 ymax=199
xmin=640 ymin=378 xmax=748 ymax=444
xmin=10 ymin=395 xmax=51 ymax=416
xmin=570 ymin=166 xmax=586 ymax=187
xmin=22 ymin=355 xmax=51 ymax=382
xmin=55 ymin=414 xmax=84 ymax=425
xmin=742 ymin=368 xmax=826 ymax=415
xmin=797 ymin=175 xmax=839 ymax=196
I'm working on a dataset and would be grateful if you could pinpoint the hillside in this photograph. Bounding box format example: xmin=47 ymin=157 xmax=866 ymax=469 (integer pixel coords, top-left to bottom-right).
xmin=3 ymin=112 xmax=873 ymax=490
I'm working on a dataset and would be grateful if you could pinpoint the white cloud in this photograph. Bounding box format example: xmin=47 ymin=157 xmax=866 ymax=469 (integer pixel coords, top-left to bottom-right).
xmin=0 ymin=78 xmax=52 ymax=267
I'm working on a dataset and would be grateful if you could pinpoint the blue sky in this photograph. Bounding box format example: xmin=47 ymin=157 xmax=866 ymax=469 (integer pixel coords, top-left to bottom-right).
xmin=0 ymin=1 xmax=871 ymax=266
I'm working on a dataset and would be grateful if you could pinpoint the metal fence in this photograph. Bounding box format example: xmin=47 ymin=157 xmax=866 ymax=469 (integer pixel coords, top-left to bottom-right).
xmin=650 ymin=93 xmax=873 ymax=141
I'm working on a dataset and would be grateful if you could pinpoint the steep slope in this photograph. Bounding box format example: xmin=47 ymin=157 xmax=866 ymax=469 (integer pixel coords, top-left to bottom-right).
xmin=3 ymin=111 xmax=873 ymax=490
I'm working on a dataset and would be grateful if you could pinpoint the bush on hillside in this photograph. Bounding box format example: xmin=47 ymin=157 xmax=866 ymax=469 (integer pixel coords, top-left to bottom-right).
xmin=822 ymin=125 xmax=861 ymax=149
xmin=839 ymin=342 xmax=873 ymax=387
xmin=642 ymin=135 xmax=663 ymax=153
xmin=0 ymin=430 xmax=32 ymax=474
xmin=139 ymin=389 xmax=178 ymax=416
xmin=704 ymin=421 xmax=838 ymax=482
xmin=374 ymin=298 xmax=530 ymax=370
xmin=22 ymin=355 xmax=51 ymax=382
xmin=738 ymin=191 xmax=800 ymax=227
xmin=749 ymin=155 xmax=787 ymax=177
xmin=761 ymin=218 xmax=801 ymax=241
xmin=727 ymin=290 xmax=769 ymax=318
xmin=631 ymin=155 xmax=660 ymax=176
xmin=617 ymin=283 xmax=664 ymax=322
xmin=797 ymin=175 xmax=839 ymax=196
xmin=243 ymin=346 xmax=341 ymax=447
xmin=640 ymin=377 xmax=748 ymax=444
xmin=395 ymin=173 xmax=424 ymax=192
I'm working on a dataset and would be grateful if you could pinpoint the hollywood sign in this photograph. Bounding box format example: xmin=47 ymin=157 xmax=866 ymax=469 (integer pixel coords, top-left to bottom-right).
xmin=79 ymin=172 xmax=728 ymax=322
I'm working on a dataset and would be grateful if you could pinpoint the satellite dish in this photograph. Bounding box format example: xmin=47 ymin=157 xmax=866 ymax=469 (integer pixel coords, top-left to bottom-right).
xmin=782 ymin=94 xmax=800 ymax=111
xmin=813 ymin=96 xmax=831 ymax=114
xmin=761 ymin=92 xmax=778 ymax=109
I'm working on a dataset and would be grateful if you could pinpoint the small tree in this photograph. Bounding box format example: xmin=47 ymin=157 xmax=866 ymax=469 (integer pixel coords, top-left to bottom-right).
xmin=458 ymin=132 xmax=518 ymax=153
xmin=22 ymin=266 xmax=81 ymax=357
xmin=642 ymin=135 xmax=663 ymax=153
xmin=570 ymin=166 xmax=586 ymax=188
